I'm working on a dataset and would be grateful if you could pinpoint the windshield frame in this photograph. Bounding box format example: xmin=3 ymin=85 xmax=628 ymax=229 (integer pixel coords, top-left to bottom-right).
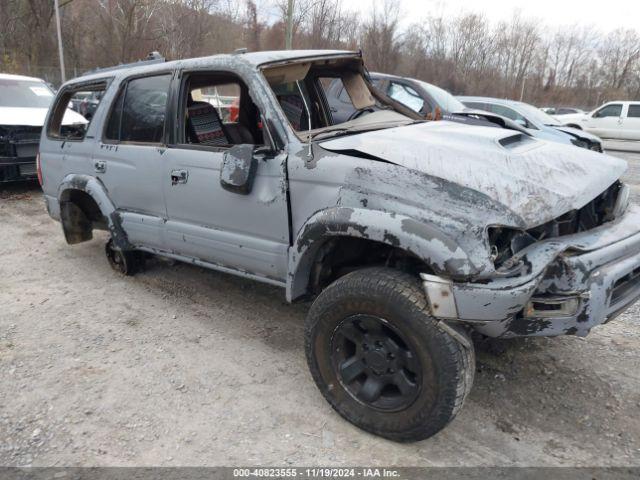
xmin=260 ymin=58 xmax=421 ymax=143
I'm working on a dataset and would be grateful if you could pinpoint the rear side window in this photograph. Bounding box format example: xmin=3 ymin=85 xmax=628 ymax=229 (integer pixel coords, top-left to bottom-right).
xmin=47 ymin=82 xmax=107 ymax=140
xmin=627 ymin=105 xmax=640 ymax=118
xmin=105 ymin=74 xmax=171 ymax=144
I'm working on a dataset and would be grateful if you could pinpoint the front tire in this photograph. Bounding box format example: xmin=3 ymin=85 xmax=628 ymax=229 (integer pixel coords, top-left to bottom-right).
xmin=305 ymin=267 xmax=474 ymax=442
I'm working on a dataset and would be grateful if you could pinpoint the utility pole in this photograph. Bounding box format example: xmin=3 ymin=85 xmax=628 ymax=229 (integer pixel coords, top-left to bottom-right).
xmin=519 ymin=76 xmax=526 ymax=101
xmin=54 ymin=0 xmax=66 ymax=83
xmin=285 ymin=0 xmax=294 ymax=49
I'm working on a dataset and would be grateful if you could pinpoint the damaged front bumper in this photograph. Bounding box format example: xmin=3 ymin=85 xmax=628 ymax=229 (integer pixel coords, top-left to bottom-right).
xmin=422 ymin=205 xmax=640 ymax=337
xmin=0 ymin=128 xmax=40 ymax=182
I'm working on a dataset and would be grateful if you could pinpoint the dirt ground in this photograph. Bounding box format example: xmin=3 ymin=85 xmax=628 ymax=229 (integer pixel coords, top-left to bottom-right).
xmin=1 ymin=150 xmax=640 ymax=467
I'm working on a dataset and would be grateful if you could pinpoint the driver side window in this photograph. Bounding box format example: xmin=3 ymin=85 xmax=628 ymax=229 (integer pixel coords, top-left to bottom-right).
xmin=179 ymin=73 xmax=265 ymax=148
xmin=594 ymin=104 xmax=622 ymax=118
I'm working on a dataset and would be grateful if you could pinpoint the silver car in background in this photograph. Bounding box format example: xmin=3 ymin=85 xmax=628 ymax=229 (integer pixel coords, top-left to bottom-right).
xmin=459 ymin=96 xmax=603 ymax=151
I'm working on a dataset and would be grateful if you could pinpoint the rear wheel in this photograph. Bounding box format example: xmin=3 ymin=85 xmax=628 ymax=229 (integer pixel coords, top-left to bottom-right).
xmin=105 ymin=238 xmax=143 ymax=276
xmin=305 ymin=267 xmax=474 ymax=442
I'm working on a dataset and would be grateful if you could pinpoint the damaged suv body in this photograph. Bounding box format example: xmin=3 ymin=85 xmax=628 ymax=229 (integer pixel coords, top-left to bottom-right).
xmin=39 ymin=50 xmax=639 ymax=442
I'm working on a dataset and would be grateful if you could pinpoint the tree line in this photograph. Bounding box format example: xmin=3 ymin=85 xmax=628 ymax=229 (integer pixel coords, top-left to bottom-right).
xmin=1 ymin=0 xmax=639 ymax=109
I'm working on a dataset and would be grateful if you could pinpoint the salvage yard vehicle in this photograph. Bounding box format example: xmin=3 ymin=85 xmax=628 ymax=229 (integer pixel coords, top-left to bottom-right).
xmin=459 ymin=96 xmax=604 ymax=151
xmin=39 ymin=50 xmax=640 ymax=442
xmin=557 ymin=101 xmax=640 ymax=141
xmin=326 ymin=72 xmax=528 ymax=132
xmin=0 ymin=73 xmax=86 ymax=182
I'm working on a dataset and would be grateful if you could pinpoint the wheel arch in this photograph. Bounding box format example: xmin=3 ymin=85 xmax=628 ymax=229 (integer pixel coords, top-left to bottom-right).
xmin=57 ymin=174 xmax=129 ymax=248
xmin=286 ymin=207 xmax=472 ymax=301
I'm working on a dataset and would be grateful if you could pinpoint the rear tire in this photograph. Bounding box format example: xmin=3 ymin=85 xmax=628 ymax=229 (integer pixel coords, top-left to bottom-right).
xmin=105 ymin=239 xmax=143 ymax=276
xmin=305 ymin=267 xmax=474 ymax=442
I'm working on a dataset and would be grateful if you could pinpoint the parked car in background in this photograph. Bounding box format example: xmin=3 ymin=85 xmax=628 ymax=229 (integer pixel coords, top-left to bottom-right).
xmin=0 ymin=73 xmax=86 ymax=182
xmin=40 ymin=49 xmax=640 ymax=442
xmin=69 ymin=90 xmax=103 ymax=120
xmin=542 ymin=107 xmax=585 ymax=116
xmin=326 ymin=72 xmax=530 ymax=132
xmin=459 ymin=96 xmax=603 ymax=151
xmin=557 ymin=101 xmax=640 ymax=141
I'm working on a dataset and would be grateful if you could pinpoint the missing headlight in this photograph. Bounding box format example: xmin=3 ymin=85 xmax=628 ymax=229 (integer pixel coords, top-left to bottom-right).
xmin=487 ymin=226 xmax=535 ymax=273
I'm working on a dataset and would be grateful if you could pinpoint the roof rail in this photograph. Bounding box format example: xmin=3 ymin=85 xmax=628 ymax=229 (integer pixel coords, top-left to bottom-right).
xmin=81 ymin=51 xmax=166 ymax=77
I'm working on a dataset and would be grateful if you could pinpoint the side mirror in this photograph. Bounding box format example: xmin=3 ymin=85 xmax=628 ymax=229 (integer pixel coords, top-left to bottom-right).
xmin=220 ymin=144 xmax=258 ymax=195
xmin=515 ymin=118 xmax=528 ymax=128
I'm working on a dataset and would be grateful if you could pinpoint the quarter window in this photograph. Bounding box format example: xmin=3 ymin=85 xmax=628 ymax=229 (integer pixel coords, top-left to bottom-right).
xmin=47 ymin=82 xmax=107 ymax=140
xmin=594 ymin=104 xmax=622 ymax=118
xmin=105 ymin=74 xmax=171 ymax=143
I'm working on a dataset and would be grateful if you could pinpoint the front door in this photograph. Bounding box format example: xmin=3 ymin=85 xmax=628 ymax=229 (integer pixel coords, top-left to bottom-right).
xmin=162 ymin=71 xmax=290 ymax=283
xmin=584 ymin=103 xmax=624 ymax=139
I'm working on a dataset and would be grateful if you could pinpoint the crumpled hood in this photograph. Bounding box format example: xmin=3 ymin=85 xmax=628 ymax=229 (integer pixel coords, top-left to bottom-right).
xmin=320 ymin=120 xmax=627 ymax=227
xmin=0 ymin=107 xmax=87 ymax=127
xmin=553 ymin=125 xmax=602 ymax=143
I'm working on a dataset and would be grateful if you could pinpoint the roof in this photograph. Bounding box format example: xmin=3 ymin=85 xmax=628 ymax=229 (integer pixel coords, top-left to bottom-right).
xmin=458 ymin=96 xmax=521 ymax=106
xmin=69 ymin=49 xmax=360 ymax=86
xmin=240 ymin=49 xmax=358 ymax=66
xmin=0 ymin=72 xmax=44 ymax=82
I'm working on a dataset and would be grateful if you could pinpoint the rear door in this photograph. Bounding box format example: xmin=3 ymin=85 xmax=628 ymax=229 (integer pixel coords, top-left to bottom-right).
xmin=620 ymin=104 xmax=640 ymax=141
xmin=583 ymin=103 xmax=623 ymax=139
xmin=93 ymin=72 xmax=174 ymax=250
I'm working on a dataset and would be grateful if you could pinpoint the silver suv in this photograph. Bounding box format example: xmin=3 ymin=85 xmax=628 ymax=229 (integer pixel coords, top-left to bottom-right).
xmin=39 ymin=50 xmax=640 ymax=442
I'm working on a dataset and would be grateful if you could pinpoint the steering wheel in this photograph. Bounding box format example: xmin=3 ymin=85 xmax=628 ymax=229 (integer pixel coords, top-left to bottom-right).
xmin=348 ymin=107 xmax=375 ymax=121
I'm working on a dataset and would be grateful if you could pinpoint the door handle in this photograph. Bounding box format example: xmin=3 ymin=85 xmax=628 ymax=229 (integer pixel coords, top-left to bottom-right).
xmin=94 ymin=160 xmax=106 ymax=173
xmin=171 ymin=169 xmax=189 ymax=185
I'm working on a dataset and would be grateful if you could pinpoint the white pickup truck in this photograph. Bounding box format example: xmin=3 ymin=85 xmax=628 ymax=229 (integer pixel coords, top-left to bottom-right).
xmin=557 ymin=101 xmax=640 ymax=141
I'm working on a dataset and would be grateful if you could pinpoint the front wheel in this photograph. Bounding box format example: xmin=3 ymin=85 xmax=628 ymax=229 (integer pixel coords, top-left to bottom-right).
xmin=305 ymin=267 xmax=474 ymax=442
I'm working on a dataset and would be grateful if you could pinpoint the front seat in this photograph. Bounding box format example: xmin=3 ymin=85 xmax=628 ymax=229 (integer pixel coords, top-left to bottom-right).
xmin=187 ymin=100 xmax=255 ymax=146
xmin=187 ymin=101 xmax=230 ymax=146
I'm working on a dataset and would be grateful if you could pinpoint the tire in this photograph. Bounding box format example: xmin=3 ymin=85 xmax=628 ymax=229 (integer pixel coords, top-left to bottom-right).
xmin=105 ymin=238 xmax=143 ymax=276
xmin=305 ymin=267 xmax=474 ymax=442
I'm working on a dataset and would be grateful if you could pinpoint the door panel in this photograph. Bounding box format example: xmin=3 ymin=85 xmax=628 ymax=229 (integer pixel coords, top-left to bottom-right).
xmin=162 ymin=147 xmax=289 ymax=282
xmin=94 ymin=143 xmax=167 ymax=248
xmin=584 ymin=104 xmax=623 ymax=139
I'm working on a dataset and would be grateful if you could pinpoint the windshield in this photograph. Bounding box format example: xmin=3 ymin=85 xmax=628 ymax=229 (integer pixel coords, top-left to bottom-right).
xmin=514 ymin=102 xmax=561 ymax=126
xmin=0 ymin=78 xmax=54 ymax=108
xmin=264 ymin=56 xmax=414 ymax=139
xmin=415 ymin=80 xmax=466 ymax=113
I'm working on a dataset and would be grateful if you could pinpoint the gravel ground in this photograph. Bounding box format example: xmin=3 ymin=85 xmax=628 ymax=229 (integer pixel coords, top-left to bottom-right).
xmin=1 ymin=150 xmax=640 ymax=467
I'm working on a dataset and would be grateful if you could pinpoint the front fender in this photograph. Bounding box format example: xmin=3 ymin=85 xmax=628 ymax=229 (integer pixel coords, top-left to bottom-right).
xmin=286 ymin=206 xmax=474 ymax=301
xmin=57 ymin=174 xmax=130 ymax=249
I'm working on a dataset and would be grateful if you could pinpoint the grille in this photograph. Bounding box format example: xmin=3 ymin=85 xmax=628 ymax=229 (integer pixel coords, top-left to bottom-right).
xmin=526 ymin=181 xmax=622 ymax=241
xmin=19 ymin=163 xmax=37 ymax=177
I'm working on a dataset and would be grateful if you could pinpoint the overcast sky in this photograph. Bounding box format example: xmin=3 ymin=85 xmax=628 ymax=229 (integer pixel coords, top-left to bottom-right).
xmin=346 ymin=0 xmax=639 ymax=32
